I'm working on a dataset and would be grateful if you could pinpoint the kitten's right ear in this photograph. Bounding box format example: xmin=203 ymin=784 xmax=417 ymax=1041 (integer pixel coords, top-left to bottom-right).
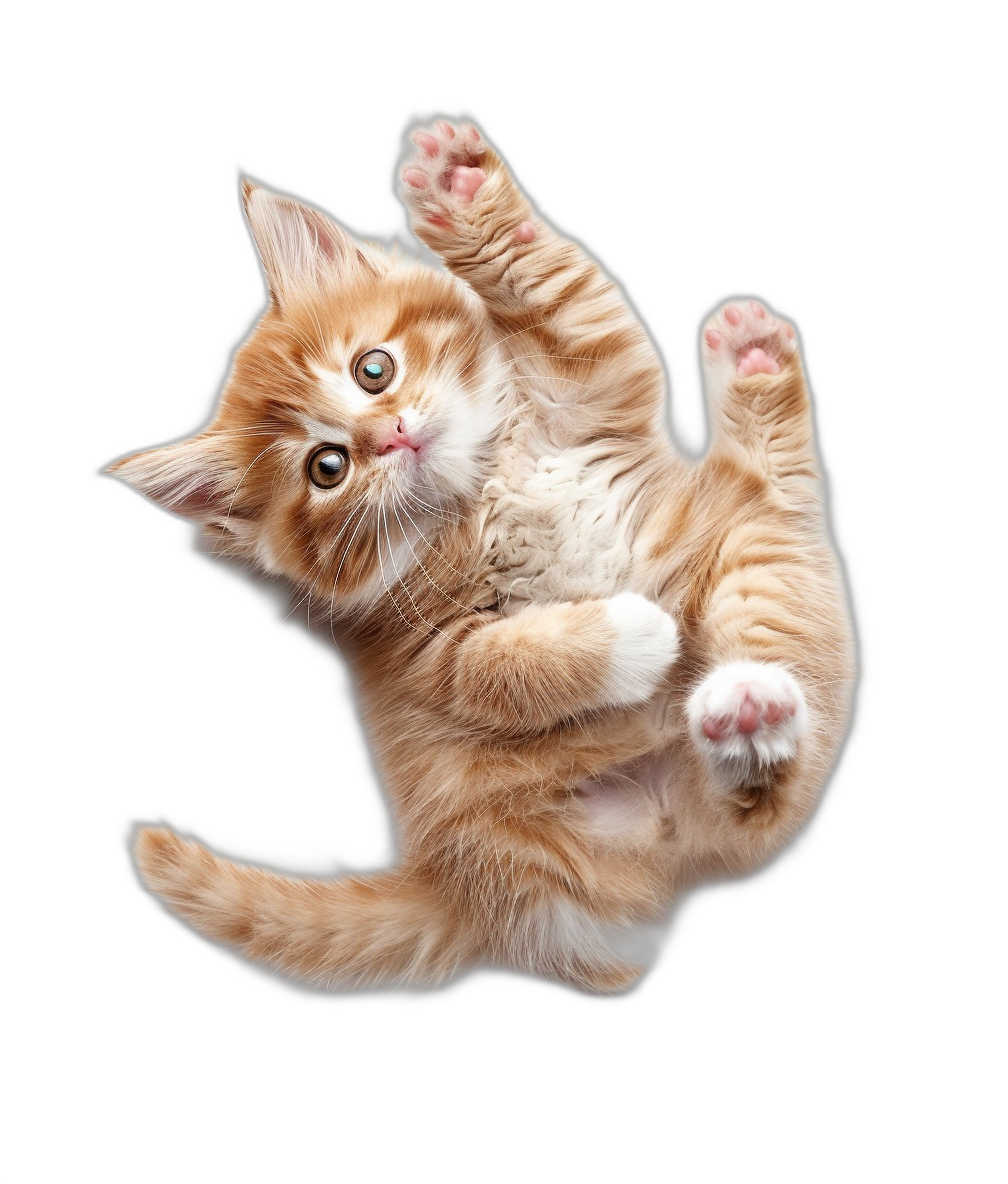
xmin=107 ymin=435 xmax=238 ymax=524
xmin=242 ymin=180 xmax=381 ymax=307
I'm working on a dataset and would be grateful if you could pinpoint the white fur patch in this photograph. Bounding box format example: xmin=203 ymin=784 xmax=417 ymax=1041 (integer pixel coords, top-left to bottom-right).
xmin=602 ymin=592 xmax=680 ymax=706
xmin=480 ymin=436 xmax=639 ymax=609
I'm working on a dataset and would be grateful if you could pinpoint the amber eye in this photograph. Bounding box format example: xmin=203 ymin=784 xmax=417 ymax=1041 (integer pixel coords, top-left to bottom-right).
xmin=354 ymin=348 xmax=396 ymax=394
xmin=307 ymin=445 xmax=350 ymax=490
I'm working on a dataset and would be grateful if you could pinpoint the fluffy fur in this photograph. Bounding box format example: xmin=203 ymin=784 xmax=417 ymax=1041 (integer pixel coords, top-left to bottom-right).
xmin=112 ymin=119 xmax=854 ymax=991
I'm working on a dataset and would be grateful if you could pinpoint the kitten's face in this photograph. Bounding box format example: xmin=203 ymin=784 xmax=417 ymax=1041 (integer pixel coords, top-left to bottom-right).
xmin=113 ymin=186 xmax=504 ymax=609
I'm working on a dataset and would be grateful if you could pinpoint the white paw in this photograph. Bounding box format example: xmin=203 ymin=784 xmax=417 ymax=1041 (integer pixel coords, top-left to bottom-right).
xmin=689 ymin=661 xmax=807 ymax=774
xmin=602 ymin=593 xmax=680 ymax=707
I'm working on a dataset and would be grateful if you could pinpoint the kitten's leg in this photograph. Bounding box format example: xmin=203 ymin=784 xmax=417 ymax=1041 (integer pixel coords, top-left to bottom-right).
xmin=686 ymin=302 xmax=852 ymax=821
xmin=702 ymin=300 xmax=814 ymax=494
xmin=400 ymin=119 xmax=664 ymax=439
xmin=399 ymin=120 xmax=545 ymax=296
xmin=445 ymin=592 xmax=679 ymax=735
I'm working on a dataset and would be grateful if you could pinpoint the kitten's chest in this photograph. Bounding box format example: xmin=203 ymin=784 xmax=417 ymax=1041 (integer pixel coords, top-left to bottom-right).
xmin=479 ymin=441 xmax=637 ymax=610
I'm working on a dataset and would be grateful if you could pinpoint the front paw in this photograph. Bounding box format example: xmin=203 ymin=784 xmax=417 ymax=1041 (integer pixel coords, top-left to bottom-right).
xmin=688 ymin=660 xmax=807 ymax=777
xmin=400 ymin=118 xmax=535 ymax=250
xmin=401 ymin=119 xmax=489 ymax=231
xmin=602 ymin=592 xmax=680 ymax=708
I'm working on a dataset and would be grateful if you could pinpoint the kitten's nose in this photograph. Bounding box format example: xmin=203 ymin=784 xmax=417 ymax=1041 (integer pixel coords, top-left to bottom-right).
xmin=378 ymin=417 xmax=420 ymax=455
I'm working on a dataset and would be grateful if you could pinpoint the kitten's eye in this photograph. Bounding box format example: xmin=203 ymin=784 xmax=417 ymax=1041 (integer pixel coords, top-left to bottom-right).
xmin=354 ymin=349 xmax=396 ymax=395
xmin=307 ymin=445 xmax=350 ymax=490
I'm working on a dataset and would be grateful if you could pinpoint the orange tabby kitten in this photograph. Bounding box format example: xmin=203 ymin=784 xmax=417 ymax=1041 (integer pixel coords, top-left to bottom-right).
xmin=112 ymin=118 xmax=854 ymax=991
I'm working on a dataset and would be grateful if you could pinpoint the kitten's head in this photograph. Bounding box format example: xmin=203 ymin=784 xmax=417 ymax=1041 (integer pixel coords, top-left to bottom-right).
xmin=112 ymin=182 xmax=506 ymax=611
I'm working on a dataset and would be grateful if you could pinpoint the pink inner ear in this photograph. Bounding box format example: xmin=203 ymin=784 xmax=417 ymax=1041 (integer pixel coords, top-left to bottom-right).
xmin=110 ymin=439 xmax=234 ymax=523
xmin=131 ymin=469 xmax=229 ymax=522
xmin=307 ymin=211 xmax=346 ymax=264
xmin=170 ymin=480 xmax=229 ymax=520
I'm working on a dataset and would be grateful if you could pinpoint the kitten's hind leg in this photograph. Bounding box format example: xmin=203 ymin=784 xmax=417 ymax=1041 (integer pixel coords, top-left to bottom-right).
xmin=701 ymin=300 xmax=816 ymax=490
xmin=683 ymin=308 xmax=854 ymax=842
xmin=703 ymin=300 xmax=796 ymax=385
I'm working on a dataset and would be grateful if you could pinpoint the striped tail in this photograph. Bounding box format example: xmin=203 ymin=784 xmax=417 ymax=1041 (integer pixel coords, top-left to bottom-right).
xmin=134 ymin=827 xmax=472 ymax=987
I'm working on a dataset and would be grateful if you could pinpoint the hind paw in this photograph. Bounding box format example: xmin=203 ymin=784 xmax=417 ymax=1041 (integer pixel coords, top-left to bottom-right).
xmin=703 ymin=300 xmax=796 ymax=382
xmin=689 ymin=661 xmax=807 ymax=776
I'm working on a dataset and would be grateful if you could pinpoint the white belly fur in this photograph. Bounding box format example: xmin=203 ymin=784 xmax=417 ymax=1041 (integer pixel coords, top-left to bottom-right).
xmin=478 ymin=437 xmax=639 ymax=612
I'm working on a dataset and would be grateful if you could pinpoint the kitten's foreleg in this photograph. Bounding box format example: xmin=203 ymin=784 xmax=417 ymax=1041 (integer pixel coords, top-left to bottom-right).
xmin=447 ymin=593 xmax=679 ymax=735
xmin=400 ymin=119 xmax=665 ymax=439
xmin=401 ymin=120 xmax=529 ymax=280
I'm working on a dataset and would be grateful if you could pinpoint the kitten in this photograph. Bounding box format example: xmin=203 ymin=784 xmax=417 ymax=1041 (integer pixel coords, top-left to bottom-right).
xmin=111 ymin=119 xmax=854 ymax=991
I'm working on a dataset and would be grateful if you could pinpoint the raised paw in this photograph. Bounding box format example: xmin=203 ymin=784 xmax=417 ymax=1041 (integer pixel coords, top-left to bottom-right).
xmin=402 ymin=119 xmax=489 ymax=229
xmin=603 ymin=592 xmax=680 ymax=708
xmin=688 ymin=661 xmax=807 ymax=775
xmin=703 ymin=300 xmax=796 ymax=381
xmin=401 ymin=119 xmax=536 ymax=247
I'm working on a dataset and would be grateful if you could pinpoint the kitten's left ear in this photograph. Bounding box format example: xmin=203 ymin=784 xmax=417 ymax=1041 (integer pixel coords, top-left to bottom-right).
xmin=242 ymin=180 xmax=383 ymax=307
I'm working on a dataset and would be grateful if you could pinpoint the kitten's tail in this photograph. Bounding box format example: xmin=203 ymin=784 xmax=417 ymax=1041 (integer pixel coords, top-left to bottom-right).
xmin=133 ymin=827 xmax=472 ymax=987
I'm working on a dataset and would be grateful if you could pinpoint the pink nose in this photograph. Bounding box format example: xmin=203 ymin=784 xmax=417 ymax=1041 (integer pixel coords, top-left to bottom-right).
xmin=378 ymin=417 xmax=420 ymax=455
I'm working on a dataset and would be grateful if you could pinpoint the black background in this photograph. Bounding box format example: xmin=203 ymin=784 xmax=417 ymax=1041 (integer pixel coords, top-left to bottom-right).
xmin=78 ymin=87 xmax=881 ymax=1079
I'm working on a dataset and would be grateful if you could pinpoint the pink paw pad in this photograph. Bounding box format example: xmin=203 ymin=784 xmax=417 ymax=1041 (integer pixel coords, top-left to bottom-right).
xmin=689 ymin=662 xmax=807 ymax=772
xmin=704 ymin=300 xmax=795 ymax=380
xmin=449 ymin=165 xmax=487 ymax=203
xmin=401 ymin=119 xmax=491 ymax=232
xmin=736 ymin=347 xmax=780 ymax=377
xmin=700 ymin=691 xmax=796 ymax=741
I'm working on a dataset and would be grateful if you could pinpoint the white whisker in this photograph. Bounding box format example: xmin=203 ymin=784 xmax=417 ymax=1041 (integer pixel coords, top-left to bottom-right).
xmin=406 ymin=486 xmax=461 ymax=522
xmin=498 ymin=371 xmax=593 ymax=389
xmin=391 ymin=496 xmax=470 ymax=612
xmin=381 ymin=501 xmax=451 ymax=639
xmin=454 ymin=317 xmax=555 ymax=382
xmin=219 ymin=440 xmax=283 ymax=537
xmin=327 ymin=499 xmax=373 ymax=645
xmin=375 ymin=502 xmax=424 ymax=637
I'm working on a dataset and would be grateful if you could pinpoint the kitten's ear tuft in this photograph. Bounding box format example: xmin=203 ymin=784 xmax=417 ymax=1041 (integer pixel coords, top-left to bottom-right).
xmin=108 ymin=435 xmax=237 ymax=523
xmin=241 ymin=180 xmax=381 ymax=306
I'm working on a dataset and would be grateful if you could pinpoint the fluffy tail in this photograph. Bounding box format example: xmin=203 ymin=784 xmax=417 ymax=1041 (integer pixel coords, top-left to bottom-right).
xmin=134 ymin=827 xmax=472 ymax=987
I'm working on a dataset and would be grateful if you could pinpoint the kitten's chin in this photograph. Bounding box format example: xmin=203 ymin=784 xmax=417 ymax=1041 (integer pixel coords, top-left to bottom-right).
xmin=375 ymin=446 xmax=450 ymax=512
